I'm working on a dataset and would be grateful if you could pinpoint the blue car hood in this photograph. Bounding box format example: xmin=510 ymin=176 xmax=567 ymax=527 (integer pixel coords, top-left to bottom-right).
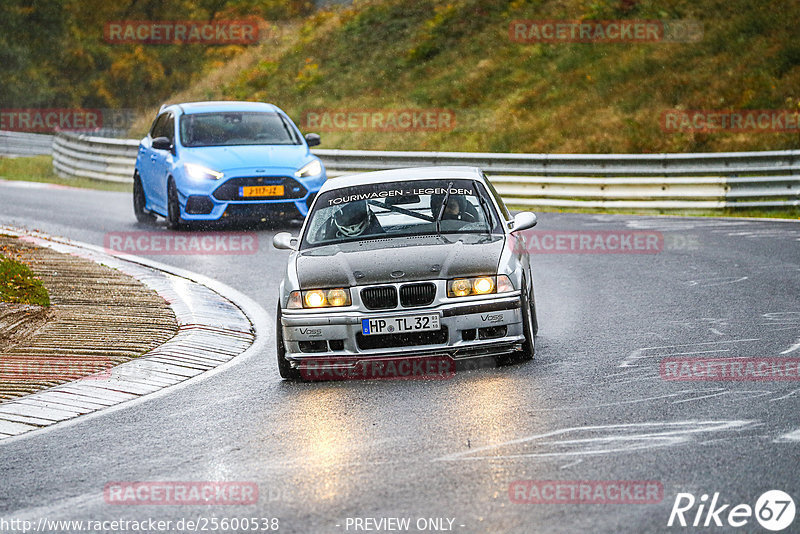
xmin=182 ymin=144 xmax=312 ymax=172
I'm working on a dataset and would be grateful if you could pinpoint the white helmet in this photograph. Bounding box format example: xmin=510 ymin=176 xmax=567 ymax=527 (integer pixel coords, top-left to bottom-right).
xmin=334 ymin=201 xmax=371 ymax=237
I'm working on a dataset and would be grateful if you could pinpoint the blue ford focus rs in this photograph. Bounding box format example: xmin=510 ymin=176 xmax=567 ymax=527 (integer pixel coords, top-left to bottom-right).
xmin=133 ymin=101 xmax=326 ymax=229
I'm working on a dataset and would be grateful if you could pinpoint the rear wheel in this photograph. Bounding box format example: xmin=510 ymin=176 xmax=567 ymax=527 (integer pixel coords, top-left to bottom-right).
xmin=166 ymin=179 xmax=186 ymax=230
xmin=276 ymin=305 xmax=301 ymax=380
xmin=133 ymin=173 xmax=155 ymax=224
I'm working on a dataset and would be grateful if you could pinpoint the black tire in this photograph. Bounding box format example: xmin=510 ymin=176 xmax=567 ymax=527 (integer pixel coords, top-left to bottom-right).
xmin=518 ymin=292 xmax=536 ymax=362
xmin=529 ymin=283 xmax=539 ymax=337
xmin=276 ymin=305 xmax=301 ymax=380
xmin=504 ymin=278 xmax=535 ymax=364
xmin=133 ymin=173 xmax=156 ymax=224
xmin=166 ymin=179 xmax=186 ymax=230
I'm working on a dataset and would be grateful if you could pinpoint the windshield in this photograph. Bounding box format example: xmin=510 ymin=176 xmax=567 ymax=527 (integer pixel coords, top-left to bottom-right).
xmin=179 ymin=111 xmax=301 ymax=147
xmin=301 ymin=179 xmax=500 ymax=249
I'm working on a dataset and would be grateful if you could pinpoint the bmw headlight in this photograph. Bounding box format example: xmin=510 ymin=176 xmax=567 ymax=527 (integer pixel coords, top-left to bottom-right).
xmin=447 ymin=275 xmax=514 ymax=298
xmin=294 ymin=159 xmax=322 ymax=178
xmin=288 ymin=288 xmax=351 ymax=309
xmin=184 ymin=163 xmax=223 ymax=180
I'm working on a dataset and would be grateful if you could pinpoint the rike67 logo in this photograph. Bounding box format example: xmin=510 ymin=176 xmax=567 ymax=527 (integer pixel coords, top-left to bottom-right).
xmin=668 ymin=490 xmax=795 ymax=531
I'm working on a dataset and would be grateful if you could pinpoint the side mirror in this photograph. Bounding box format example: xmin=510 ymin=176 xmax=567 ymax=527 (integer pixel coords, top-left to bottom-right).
xmin=273 ymin=232 xmax=299 ymax=250
xmin=305 ymin=133 xmax=321 ymax=147
xmin=509 ymin=212 xmax=537 ymax=234
xmin=152 ymin=136 xmax=172 ymax=151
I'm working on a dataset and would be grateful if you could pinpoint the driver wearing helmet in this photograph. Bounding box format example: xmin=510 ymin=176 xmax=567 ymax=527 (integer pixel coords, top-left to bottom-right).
xmin=321 ymin=200 xmax=384 ymax=240
xmin=430 ymin=193 xmax=479 ymax=222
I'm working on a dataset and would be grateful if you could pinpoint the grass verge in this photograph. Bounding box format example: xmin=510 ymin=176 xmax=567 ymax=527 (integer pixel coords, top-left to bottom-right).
xmin=0 ymin=253 xmax=50 ymax=307
xmin=0 ymin=156 xmax=130 ymax=193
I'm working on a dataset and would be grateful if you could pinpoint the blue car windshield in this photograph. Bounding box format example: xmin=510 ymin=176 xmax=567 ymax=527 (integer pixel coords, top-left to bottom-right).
xmin=180 ymin=112 xmax=301 ymax=147
xmin=301 ymin=179 xmax=502 ymax=249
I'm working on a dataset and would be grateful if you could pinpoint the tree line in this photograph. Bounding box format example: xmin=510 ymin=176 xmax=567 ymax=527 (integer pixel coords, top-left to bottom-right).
xmin=0 ymin=0 xmax=314 ymax=111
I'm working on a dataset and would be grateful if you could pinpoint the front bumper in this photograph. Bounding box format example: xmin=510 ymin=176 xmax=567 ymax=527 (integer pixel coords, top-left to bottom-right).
xmin=176 ymin=171 xmax=325 ymax=221
xmin=281 ymin=293 xmax=524 ymax=371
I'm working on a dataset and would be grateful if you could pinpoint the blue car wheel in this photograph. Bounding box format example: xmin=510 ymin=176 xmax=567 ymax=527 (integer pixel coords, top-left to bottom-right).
xmin=132 ymin=172 xmax=155 ymax=224
xmin=166 ymin=180 xmax=186 ymax=230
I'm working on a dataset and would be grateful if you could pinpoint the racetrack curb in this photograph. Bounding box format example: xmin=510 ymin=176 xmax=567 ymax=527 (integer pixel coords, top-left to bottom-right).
xmin=0 ymin=226 xmax=270 ymax=443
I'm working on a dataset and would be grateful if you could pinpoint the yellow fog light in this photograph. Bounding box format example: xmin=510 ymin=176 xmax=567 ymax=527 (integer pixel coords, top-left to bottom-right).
xmin=327 ymin=288 xmax=349 ymax=307
xmin=304 ymin=290 xmax=326 ymax=308
xmin=448 ymin=276 xmax=501 ymax=298
xmin=294 ymin=288 xmax=352 ymax=308
xmin=450 ymin=279 xmax=472 ymax=297
xmin=473 ymin=277 xmax=495 ymax=295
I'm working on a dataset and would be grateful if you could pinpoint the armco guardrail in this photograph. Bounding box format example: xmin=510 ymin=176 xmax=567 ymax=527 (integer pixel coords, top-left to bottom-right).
xmin=53 ymin=131 xmax=139 ymax=183
xmin=0 ymin=130 xmax=54 ymax=157
xmin=51 ymin=131 xmax=799 ymax=209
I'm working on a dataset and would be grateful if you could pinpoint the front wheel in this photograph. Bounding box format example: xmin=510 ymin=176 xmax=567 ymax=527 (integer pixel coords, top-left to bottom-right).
xmin=502 ymin=284 xmax=536 ymax=365
xmin=276 ymin=305 xmax=301 ymax=380
xmin=166 ymin=179 xmax=186 ymax=230
xmin=517 ymin=294 xmax=536 ymax=362
xmin=133 ymin=173 xmax=155 ymax=224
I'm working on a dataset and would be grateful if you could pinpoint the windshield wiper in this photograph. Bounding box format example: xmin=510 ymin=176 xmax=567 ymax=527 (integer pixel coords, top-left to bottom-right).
xmin=367 ymin=200 xmax=433 ymax=222
xmin=435 ymin=181 xmax=453 ymax=235
xmin=476 ymin=190 xmax=493 ymax=234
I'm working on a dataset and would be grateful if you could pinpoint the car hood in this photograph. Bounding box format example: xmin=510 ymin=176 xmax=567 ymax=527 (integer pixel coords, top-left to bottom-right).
xmin=295 ymin=234 xmax=505 ymax=288
xmin=182 ymin=144 xmax=311 ymax=172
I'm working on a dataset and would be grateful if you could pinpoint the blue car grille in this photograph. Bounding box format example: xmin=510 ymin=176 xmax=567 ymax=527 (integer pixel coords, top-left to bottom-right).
xmin=213 ymin=176 xmax=307 ymax=201
xmin=185 ymin=195 xmax=214 ymax=214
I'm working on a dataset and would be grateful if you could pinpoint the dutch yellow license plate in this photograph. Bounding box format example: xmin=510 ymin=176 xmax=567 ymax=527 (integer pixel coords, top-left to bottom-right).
xmin=240 ymin=185 xmax=284 ymax=197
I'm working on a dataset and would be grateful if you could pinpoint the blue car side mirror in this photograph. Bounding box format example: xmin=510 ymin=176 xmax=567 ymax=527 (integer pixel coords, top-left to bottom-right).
xmin=305 ymin=133 xmax=321 ymax=147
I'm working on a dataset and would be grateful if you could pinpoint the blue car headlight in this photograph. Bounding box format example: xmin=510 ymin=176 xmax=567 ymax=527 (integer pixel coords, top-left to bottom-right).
xmin=295 ymin=160 xmax=322 ymax=178
xmin=185 ymin=163 xmax=224 ymax=181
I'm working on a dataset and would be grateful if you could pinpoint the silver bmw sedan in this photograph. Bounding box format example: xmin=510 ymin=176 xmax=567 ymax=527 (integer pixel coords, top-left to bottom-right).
xmin=272 ymin=166 xmax=538 ymax=380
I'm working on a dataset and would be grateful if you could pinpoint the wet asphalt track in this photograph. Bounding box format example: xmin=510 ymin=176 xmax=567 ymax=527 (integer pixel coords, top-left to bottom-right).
xmin=0 ymin=180 xmax=799 ymax=533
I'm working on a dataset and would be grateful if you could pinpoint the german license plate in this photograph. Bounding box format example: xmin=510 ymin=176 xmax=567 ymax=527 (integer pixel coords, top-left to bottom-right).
xmin=361 ymin=314 xmax=440 ymax=336
xmin=239 ymin=185 xmax=284 ymax=197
